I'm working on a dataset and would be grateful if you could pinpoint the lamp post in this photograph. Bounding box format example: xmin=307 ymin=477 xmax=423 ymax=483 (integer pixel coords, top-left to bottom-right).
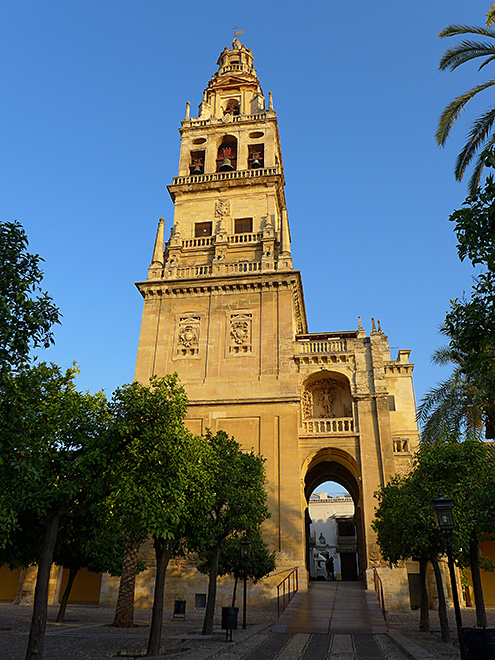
xmin=432 ymin=493 xmax=465 ymax=659
xmin=240 ymin=536 xmax=251 ymax=630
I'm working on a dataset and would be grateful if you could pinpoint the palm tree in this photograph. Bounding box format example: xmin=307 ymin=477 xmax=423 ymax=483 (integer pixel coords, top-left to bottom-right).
xmin=436 ymin=4 xmax=495 ymax=195
xmin=417 ymin=347 xmax=485 ymax=442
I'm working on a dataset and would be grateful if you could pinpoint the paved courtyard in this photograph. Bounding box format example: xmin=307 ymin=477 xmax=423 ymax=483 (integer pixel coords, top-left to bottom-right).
xmin=2 ymin=581 xmax=494 ymax=659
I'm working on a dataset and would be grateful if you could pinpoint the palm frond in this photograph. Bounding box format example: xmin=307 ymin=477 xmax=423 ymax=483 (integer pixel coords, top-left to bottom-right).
xmin=479 ymin=54 xmax=495 ymax=71
xmin=439 ymin=41 xmax=495 ymax=72
xmin=436 ymin=81 xmax=495 ymax=145
xmin=431 ymin=346 xmax=456 ymax=365
xmin=439 ymin=25 xmax=495 ymax=39
xmin=418 ymin=369 xmax=485 ymax=443
xmin=487 ymin=5 xmax=495 ymax=28
xmin=417 ymin=373 xmax=461 ymax=421
xmin=468 ymin=152 xmax=488 ymax=196
xmin=454 ymin=106 xmax=495 ymax=180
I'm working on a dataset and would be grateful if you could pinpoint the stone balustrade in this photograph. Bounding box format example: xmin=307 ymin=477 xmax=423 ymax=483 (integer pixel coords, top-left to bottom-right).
xmin=228 ymin=232 xmax=262 ymax=244
xmin=182 ymin=237 xmax=213 ymax=248
xmin=295 ymin=337 xmax=352 ymax=354
xmin=186 ymin=111 xmax=268 ymax=128
xmin=167 ymin=260 xmax=263 ymax=280
xmin=301 ymin=417 xmax=354 ymax=434
xmin=174 ymin=264 xmax=213 ymax=278
xmin=172 ymin=166 xmax=279 ymax=186
xmin=226 ymin=261 xmax=261 ymax=274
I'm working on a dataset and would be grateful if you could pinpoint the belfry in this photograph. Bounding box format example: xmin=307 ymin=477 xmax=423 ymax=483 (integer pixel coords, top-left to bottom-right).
xmin=134 ymin=38 xmax=419 ymax=607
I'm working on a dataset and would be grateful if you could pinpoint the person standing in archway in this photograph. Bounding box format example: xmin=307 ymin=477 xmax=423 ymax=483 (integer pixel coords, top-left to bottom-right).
xmin=326 ymin=554 xmax=335 ymax=581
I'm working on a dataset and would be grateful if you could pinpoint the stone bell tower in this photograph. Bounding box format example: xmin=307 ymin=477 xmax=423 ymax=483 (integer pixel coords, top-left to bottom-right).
xmin=134 ymin=38 xmax=420 ymax=610
xmin=135 ymin=37 xmax=308 ymax=566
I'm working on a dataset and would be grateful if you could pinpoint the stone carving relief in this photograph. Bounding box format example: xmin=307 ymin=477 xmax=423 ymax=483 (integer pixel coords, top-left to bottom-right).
xmin=215 ymin=200 xmax=230 ymax=217
xmin=302 ymin=377 xmax=352 ymax=419
xmin=228 ymin=312 xmax=252 ymax=355
xmin=302 ymin=390 xmax=313 ymax=419
xmin=176 ymin=315 xmax=201 ymax=357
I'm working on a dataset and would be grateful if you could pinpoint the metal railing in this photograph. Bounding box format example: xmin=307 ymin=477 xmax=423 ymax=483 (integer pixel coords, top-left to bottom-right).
xmin=373 ymin=567 xmax=386 ymax=621
xmin=277 ymin=567 xmax=299 ymax=616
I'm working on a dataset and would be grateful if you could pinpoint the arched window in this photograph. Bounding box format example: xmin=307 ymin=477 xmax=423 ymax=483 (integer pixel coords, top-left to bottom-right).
xmin=224 ymin=98 xmax=240 ymax=116
xmin=216 ymin=135 xmax=237 ymax=172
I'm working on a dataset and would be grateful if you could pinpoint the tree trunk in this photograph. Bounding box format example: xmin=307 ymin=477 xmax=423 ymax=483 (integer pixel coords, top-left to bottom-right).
xmin=14 ymin=567 xmax=27 ymax=604
xmin=469 ymin=531 xmax=487 ymax=627
xmin=146 ymin=537 xmax=172 ymax=657
xmin=56 ymin=567 xmax=78 ymax=623
xmin=419 ymin=557 xmax=430 ymax=633
xmin=112 ymin=534 xmax=141 ymax=628
xmin=231 ymin=575 xmax=238 ymax=607
xmin=202 ymin=545 xmax=220 ymax=635
xmin=25 ymin=511 xmax=61 ymax=660
xmin=431 ymin=555 xmax=450 ymax=643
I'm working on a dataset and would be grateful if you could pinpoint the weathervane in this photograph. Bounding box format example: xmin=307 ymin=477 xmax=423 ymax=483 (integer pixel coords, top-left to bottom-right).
xmin=233 ymin=25 xmax=244 ymax=37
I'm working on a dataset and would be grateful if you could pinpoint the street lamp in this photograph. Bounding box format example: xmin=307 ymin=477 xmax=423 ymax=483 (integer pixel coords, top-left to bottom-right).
xmin=432 ymin=493 xmax=465 ymax=659
xmin=240 ymin=536 xmax=251 ymax=630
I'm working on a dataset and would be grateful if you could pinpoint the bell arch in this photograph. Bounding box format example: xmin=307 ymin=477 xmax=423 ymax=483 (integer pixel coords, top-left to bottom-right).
xmin=216 ymin=134 xmax=237 ymax=171
xmin=303 ymin=447 xmax=365 ymax=581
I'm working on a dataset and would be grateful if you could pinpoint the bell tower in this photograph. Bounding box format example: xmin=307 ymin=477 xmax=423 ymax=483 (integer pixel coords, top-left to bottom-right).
xmin=135 ymin=38 xmax=308 ymax=563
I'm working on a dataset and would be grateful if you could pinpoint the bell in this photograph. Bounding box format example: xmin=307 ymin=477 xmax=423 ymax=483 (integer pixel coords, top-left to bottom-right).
xmin=219 ymin=158 xmax=234 ymax=172
xmin=192 ymin=164 xmax=202 ymax=174
xmin=250 ymin=158 xmax=262 ymax=169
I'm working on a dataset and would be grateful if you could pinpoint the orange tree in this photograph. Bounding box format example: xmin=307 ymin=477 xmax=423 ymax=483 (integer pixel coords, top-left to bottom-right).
xmin=107 ymin=374 xmax=212 ymax=657
xmin=188 ymin=430 xmax=270 ymax=636
xmin=0 ymin=363 xmax=110 ymax=660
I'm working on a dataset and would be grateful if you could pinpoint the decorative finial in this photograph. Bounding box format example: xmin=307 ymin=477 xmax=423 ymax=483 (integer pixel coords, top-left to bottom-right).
xmin=358 ymin=316 xmax=363 ymax=331
xmin=150 ymin=218 xmax=166 ymax=268
xmin=371 ymin=317 xmax=376 ymax=332
xmin=268 ymin=92 xmax=273 ymax=111
xmin=185 ymin=101 xmax=190 ymax=121
xmin=377 ymin=319 xmax=382 ymax=332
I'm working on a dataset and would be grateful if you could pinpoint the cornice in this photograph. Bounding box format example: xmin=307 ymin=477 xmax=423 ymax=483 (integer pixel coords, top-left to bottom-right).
xmin=384 ymin=362 xmax=414 ymax=375
xmin=187 ymin=395 xmax=301 ymax=406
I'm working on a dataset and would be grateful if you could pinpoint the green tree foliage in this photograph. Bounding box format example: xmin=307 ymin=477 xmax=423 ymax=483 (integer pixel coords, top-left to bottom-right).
xmin=0 ymin=362 xmax=110 ymax=660
xmin=107 ymin=374 xmax=210 ymax=657
xmin=199 ymin=528 xmax=276 ymax=608
xmin=436 ymin=4 xmax=495 ymax=194
xmin=414 ymin=440 xmax=495 ymax=627
xmin=190 ymin=430 xmax=270 ymax=635
xmin=435 ymin=174 xmax=495 ymax=437
xmin=375 ymin=440 xmax=495 ymax=630
xmin=0 ymin=221 xmax=60 ymax=376
xmin=373 ymin=474 xmax=449 ymax=638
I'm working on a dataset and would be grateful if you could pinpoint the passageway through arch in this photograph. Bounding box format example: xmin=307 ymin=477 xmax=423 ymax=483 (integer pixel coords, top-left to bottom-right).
xmin=304 ymin=449 xmax=364 ymax=582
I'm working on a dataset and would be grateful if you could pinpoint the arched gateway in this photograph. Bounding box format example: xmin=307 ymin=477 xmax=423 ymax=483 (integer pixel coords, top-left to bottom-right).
xmin=124 ymin=38 xmax=420 ymax=612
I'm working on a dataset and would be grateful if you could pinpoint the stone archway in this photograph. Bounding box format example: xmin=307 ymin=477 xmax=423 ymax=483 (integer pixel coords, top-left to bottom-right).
xmin=303 ymin=448 xmax=365 ymax=582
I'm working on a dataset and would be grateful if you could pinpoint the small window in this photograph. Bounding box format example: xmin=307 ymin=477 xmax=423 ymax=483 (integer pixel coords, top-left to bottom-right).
xmin=388 ymin=395 xmax=396 ymax=411
xmin=248 ymin=144 xmax=264 ymax=169
xmin=234 ymin=218 xmax=253 ymax=234
xmin=190 ymin=150 xmax=205 ymax=175
xmin=393 ymin=438 xmax=410 ymax=453
xmin=195 ymin=593 xmax=207 ymax=609
xmin=195 ymin=222 xmax=212 ymax=237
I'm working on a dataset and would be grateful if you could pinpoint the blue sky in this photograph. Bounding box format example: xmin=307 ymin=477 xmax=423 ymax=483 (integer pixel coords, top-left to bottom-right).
xmin=1 ymin=1 xmax=489 ymax=408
